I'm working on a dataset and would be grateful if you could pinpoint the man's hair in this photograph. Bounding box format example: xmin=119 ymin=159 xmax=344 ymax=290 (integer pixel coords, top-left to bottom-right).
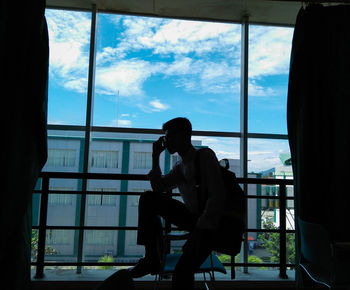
xmin=162 ymin=117 xmax=192 ymax=136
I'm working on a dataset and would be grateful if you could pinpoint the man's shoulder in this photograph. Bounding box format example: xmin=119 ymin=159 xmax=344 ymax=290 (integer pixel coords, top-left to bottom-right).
xmin=196 ymin=147 xmax=216 ymax=158
xmin=196 ymin=148 xmax=218 ymax=164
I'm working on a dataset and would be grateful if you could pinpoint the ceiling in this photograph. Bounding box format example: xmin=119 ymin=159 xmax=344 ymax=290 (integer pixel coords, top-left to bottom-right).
xmin=46 ymin=0 xmax=308 ymax=26
xmin=46 ymin=0 xmax=349 ymax=26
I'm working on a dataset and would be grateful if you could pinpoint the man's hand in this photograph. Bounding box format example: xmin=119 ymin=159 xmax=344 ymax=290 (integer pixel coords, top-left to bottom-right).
xmin=153 ymin=136 xmax=165 ymax=157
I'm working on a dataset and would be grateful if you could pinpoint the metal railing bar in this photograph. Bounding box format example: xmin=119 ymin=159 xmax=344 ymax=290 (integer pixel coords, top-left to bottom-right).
xmin=33 ymin=227 xmax=296 ymax=238
xmin=31 ymin=261 xmax=296 ymax=268
xmin=47 ymin=124 xmax=291 ymax=140
xmin=35 ymin=176 xmax=50 ymax=279
xmin=31 ymin=262 xmax=136 ymax=267
xmin=245 ymin=228 xmax=294 ymax=233
xmin=93 ymin=126 xmax=242 ymax=138
xmin=38 ymin=171 xmax=293 ymax=185
xmin=32 ymin=172 xmax=296 ymax=278
xmin=32 ymin=225 xmax=295 ymax=233
xmin=33 ymin=190 xmax=148 ymax=196
xmin=279 ymin=184 xmax=288 ymax=279
xmin=225 ymin=262 xmax=296 ymax=267
xmin=39 ymin=172 xmax=149 ymax=180
xmin=32 ymin=225 xmax=139 ymax=230
xmin=33 ymin=189 xmax=295 ymax=200
xmin=246 ymin=195 xmax=294 ymax=200
xmin=237 ymin=178 xmax=293 ymax=185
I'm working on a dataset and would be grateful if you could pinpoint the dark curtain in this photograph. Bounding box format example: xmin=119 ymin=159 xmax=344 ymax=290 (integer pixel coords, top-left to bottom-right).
xmin=287 ymin=3 xmax=350 ymax=283
xmin=0 ymin=1 xmax=48 ymax=289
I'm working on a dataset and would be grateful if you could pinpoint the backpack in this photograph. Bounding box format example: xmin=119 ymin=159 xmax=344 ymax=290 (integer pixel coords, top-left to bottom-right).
xmin=195 ymin=148 xmax=246 ymax=224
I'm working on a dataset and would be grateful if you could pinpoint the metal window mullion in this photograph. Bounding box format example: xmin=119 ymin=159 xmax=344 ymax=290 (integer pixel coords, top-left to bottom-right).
xmin=240 ymin=15 xmax=249 ymax=275
xmin=76 ymin=4 xmax=98 ymax=274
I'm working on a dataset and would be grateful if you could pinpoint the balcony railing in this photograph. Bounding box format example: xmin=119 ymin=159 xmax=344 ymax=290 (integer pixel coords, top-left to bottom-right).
xmin=32 ymin=171 xmax=295 ymax=280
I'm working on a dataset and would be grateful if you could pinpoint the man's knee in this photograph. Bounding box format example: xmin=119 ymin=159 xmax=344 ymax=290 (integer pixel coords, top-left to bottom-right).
xmin=139 ymin=190 xmax=156 ymax=205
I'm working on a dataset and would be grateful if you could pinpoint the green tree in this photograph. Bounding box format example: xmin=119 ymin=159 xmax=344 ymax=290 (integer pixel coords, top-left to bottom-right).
xmin=98 ymin=254 xmax=114 ymax=269
xmin=31 ymin=230 xmax=59 ymax=261
xmin=218 ymin=254 xmax=266 ymax=270
xmin=258 ymin=219 xmax=295 ymax=265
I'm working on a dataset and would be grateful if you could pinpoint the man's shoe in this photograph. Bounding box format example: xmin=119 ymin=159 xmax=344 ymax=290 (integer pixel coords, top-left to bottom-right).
xmin=128 ymin=257 xmax=160 ymax=278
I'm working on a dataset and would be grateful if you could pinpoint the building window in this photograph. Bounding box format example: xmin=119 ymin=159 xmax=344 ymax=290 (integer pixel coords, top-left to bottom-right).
xmin=133 ymin=152 xmax=152 ymax=169
xmin=91 ymin=150 xmax=119 ymax=168
xmin=85 ymin=230 xmax=114 ymax=245
xmin=46 ymin=230 xmax=71 ymax=245
xmin=47 ymin=149 xmax=76 ymax=167
xmin=88 ymin=188 xmax=117 ymax=206
xmin=48 ymin=187 xmax=74 ymax=205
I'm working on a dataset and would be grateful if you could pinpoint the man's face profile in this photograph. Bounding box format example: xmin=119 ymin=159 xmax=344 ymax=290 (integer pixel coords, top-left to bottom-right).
xmin=164 ymin=129 xmax=182 ymax=154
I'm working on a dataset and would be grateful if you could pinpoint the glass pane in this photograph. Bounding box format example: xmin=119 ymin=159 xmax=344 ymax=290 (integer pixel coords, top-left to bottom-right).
xmin=85 ymin=184 xmax=120 ymax=227
xmin=46 ymin=181 xmax=79 ymax=227
xmin=43 ymin=129 xmax=85 ymax=173
xmin=124 ymin=230 xmax=144 ymax=258
xmin=94 ymin=13 xmax=241 ymax=132
xmin=83 ymin=230 xmax=118 ymax=259
xmin=248 ymin=25 xmax=294 ymax=134
xmin=32 ymin=178 xmax=42 ymax=227
xmin=194 ymin=136 xmax=240 ymax=175
xmin=45 ymin=230 xmax=78 ymax=263
xmin=31 ymin=229 xmax=39 ymax=263
xmin=255 ymin=231 xmax=280 ymax=264
xmin=248 ymin=138 xmax=292 ymax=177
xmin=46 ymin=9 xmax=91 ymax=125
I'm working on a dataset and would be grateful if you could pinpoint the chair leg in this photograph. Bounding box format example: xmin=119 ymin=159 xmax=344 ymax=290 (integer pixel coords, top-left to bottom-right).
xmin=209 ymin=253 xmax=215 ymax=281
xmin=153 ymin=273 xmax=162 ymax=290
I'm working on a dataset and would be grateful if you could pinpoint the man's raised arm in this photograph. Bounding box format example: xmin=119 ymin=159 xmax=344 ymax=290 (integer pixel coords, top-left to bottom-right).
xmin=148 ymin=137 xmax=179 ymax=192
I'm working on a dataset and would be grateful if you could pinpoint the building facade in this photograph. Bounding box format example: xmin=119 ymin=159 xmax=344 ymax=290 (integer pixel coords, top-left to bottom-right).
xmin=32 ymin=130 xmax=275 ymax=263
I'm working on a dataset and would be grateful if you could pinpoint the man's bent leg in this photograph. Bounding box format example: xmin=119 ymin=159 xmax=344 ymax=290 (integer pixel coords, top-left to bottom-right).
xmin=131 ymin=191 xmax=197 ymax=278
xmin=172 ymin=228 xmax=213 ymax=290
xmin=137 ymin=191 xmax=197 ymax=246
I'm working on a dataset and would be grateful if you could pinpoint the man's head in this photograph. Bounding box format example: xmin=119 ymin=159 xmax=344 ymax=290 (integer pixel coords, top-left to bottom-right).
xmin=162 ymin=117 xmax=192 ymax=154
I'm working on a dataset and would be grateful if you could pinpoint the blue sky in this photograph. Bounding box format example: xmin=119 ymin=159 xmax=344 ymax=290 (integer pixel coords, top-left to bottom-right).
xmin=45 ymin=9 xmax=294 ymax=172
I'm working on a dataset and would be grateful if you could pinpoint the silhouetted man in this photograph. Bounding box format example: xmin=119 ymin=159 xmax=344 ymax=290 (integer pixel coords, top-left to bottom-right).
xmin=129 ymin=117 xmax=244 ymax=289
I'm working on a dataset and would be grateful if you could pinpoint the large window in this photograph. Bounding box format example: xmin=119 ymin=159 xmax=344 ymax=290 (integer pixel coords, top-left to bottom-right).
xmin=46 ymin=9 xmax=92 ymax=125
xmin=248 ymin=25 xmax=293 ymax=135
xmin=93 ymin=14 xmax=241 ymax=132
xmin=33 ymin=7 xmax=295 ymax=280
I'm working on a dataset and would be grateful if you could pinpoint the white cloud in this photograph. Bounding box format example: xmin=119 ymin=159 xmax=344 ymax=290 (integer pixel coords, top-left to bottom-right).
xmin=249 ymin=26 xmax=294 ymax=78
xmin=95 ymin=59 xmax=165 ymax=96
xmin=138 ymin=99 xmax=170 ymax=113
xmin=149 ymin=99 xmax=170 ymax=111
xmin=114 ymin=16 xmax=240 ymax=57
xmin=64 ymin=79 xmax=88 ymax=93
xmin=47 ymin=11 xmax=293 ymax=105
xmin=110 ymin=119 xmax=132 ymax=127
xmin=118 ymin=119 xmax=132 ymax=127
xmin=164 ymin=57 xmax=240 ymax=95
xmin=248 ymin=139 xmax=290 ymax=172
xmin=147 ymin=19 xmax=240 ymax=55
xmin=248 ymin=80 xmax=276 ymax=97
xmin=46 ymin=9 xmax=91 ymax=92
xmin=192 ymin=136 xmax=290 ymax=173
